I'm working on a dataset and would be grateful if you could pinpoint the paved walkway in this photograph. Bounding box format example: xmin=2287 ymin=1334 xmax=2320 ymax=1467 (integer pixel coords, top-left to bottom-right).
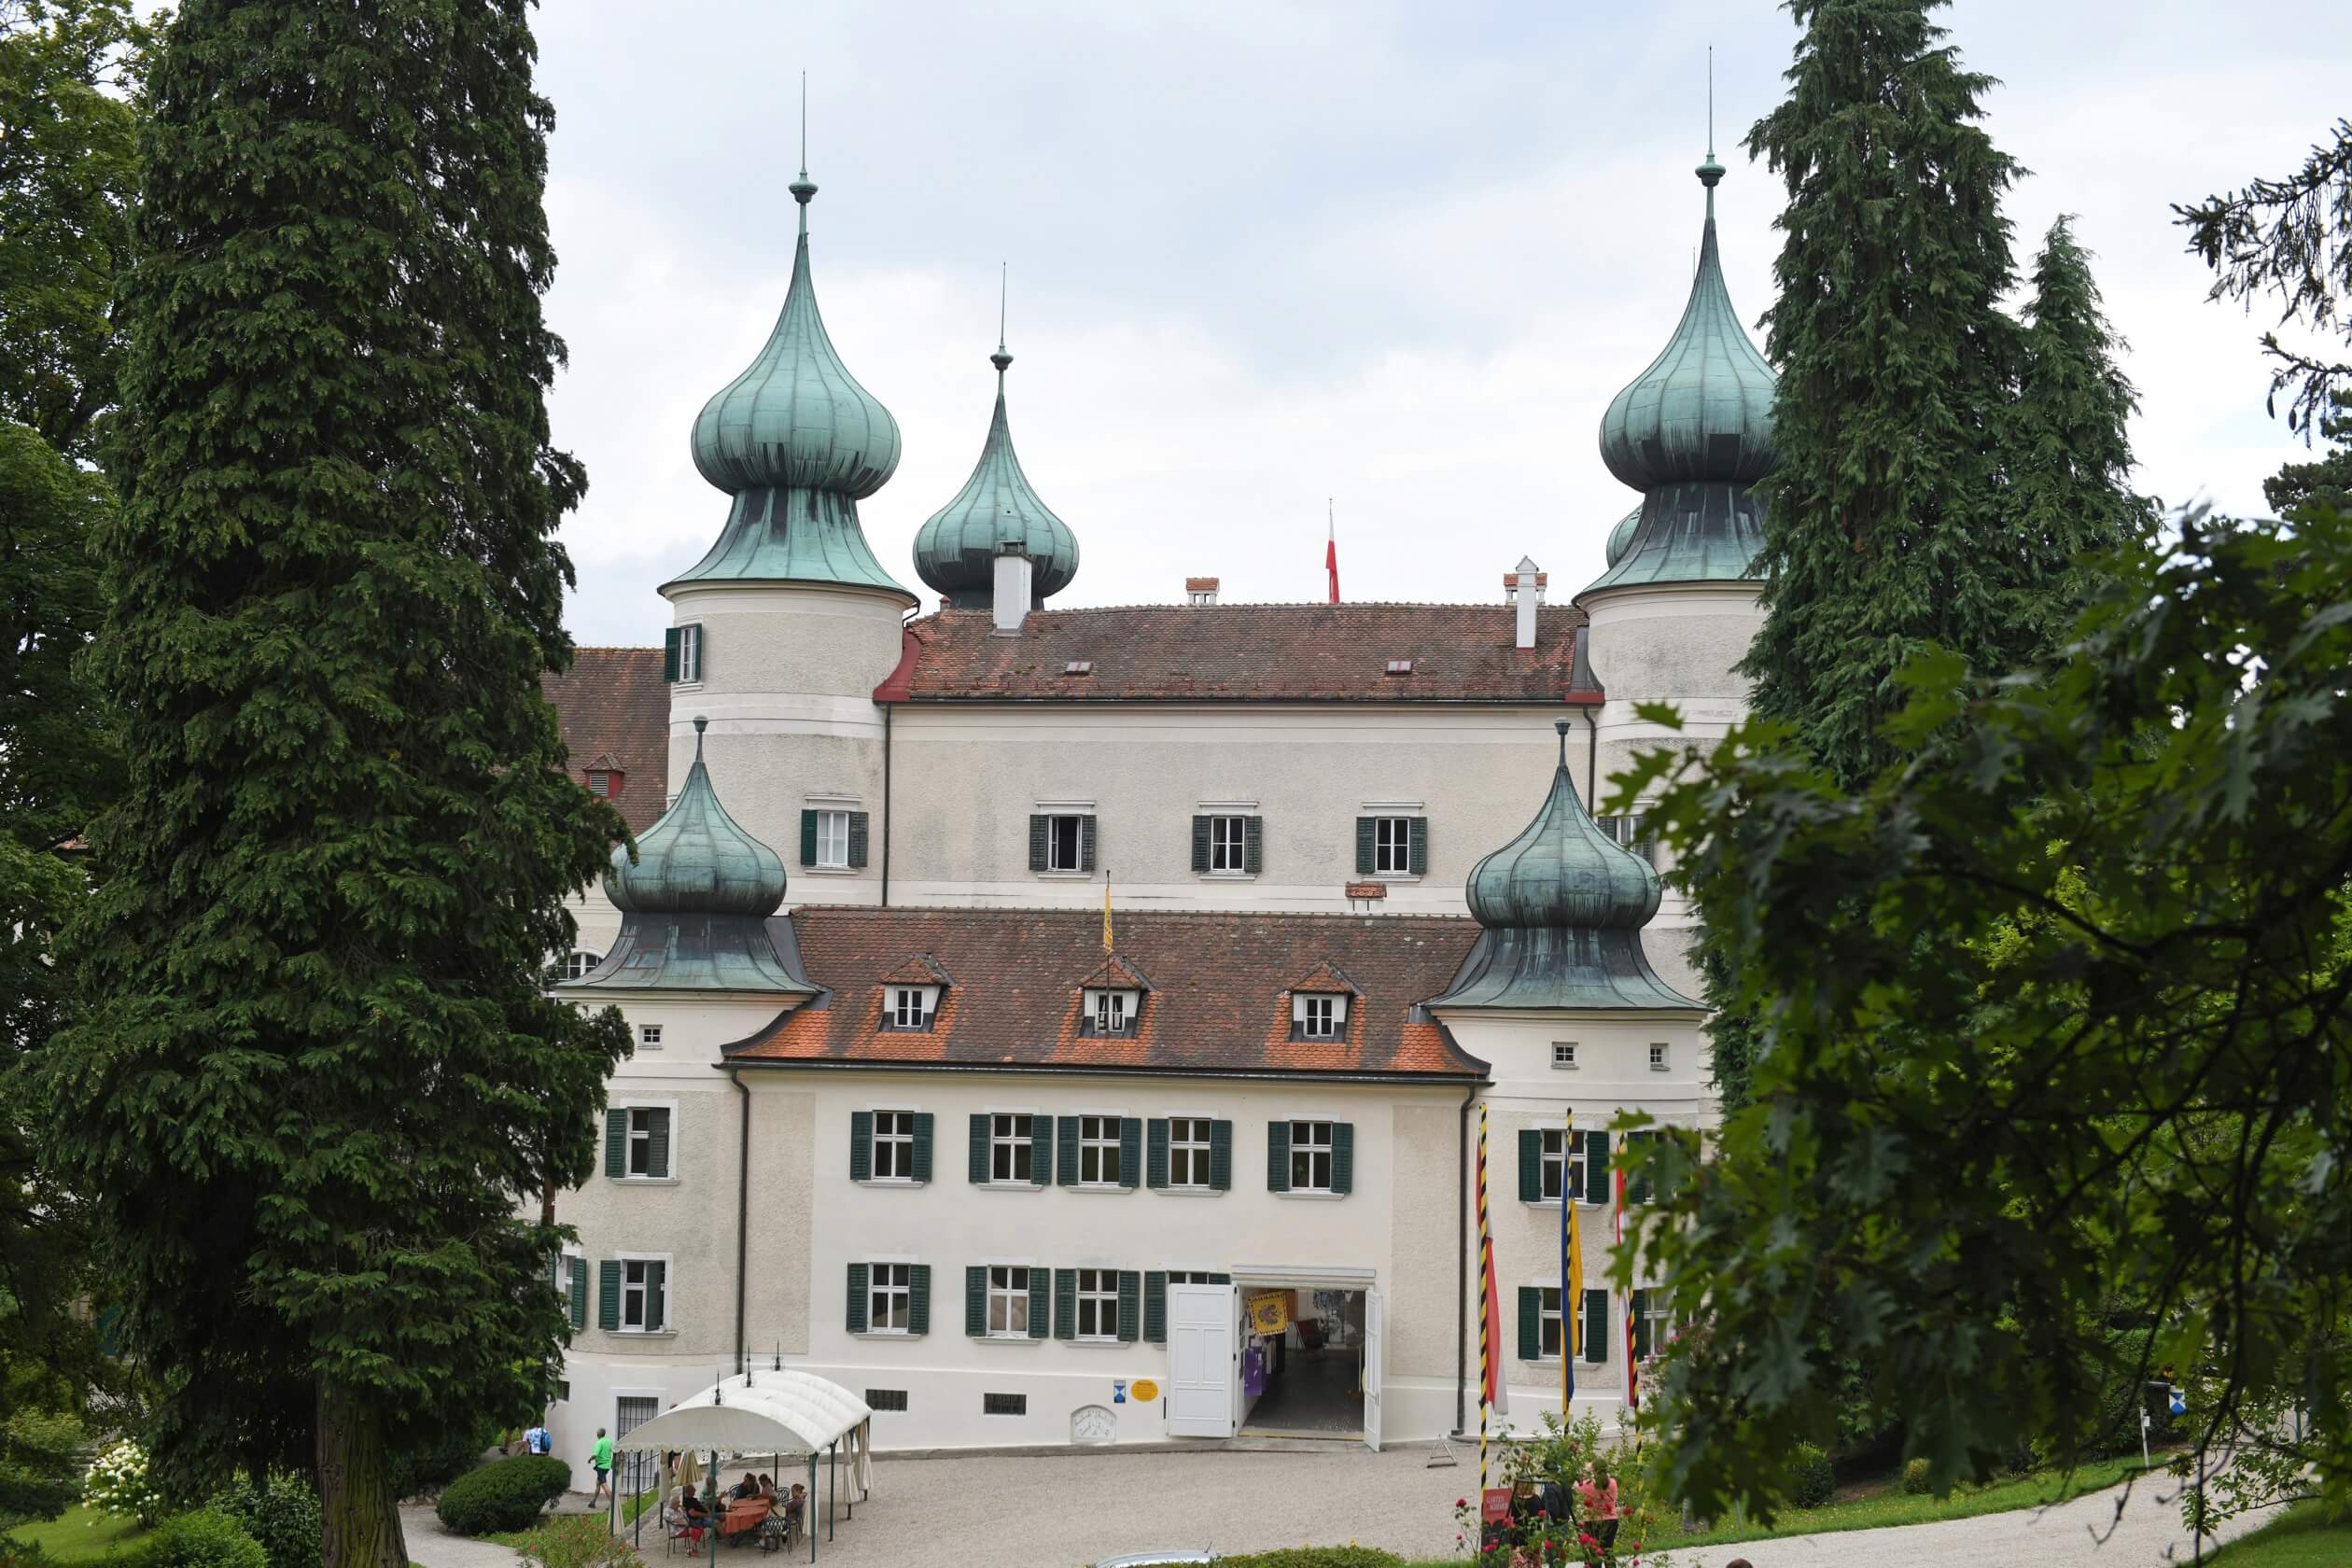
xmin=399 ymin=1449 xmax=2280 ymax=1568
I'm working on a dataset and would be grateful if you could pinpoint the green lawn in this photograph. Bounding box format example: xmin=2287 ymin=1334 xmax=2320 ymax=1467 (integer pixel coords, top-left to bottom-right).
xmin=2206 ymin=1500 xmax=2352 ymax=1565
xmin=3 ymin=1504 xmax=152 ymax=1562
xmin=1662 ymin=1453 xmax=2156 ymax=1549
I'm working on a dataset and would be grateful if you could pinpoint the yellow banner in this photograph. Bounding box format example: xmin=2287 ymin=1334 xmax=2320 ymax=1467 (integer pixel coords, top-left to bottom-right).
xmin=1244 ymin=1290 xmax=1293 ymax=1337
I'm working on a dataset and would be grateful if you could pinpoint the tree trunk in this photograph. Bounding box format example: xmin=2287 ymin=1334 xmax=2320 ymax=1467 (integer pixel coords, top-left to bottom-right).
xmin=317 ymin=1380 xmax=409 ymax=1568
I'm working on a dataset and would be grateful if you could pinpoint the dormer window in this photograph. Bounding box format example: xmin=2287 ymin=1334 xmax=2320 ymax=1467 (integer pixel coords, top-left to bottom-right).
xmin=1384 ymin=659 xmax=1415 ymax=676
xmin=1081 ymin=988 xmax=1139 ymax=1038
xmin=883 ymin=986 xmax=941 ymax=1031
xmin=1292 ymin=993 xmax=1349 ymax=1041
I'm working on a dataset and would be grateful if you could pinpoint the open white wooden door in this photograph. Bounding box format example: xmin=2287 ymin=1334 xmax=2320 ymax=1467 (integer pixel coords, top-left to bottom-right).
xmin=1168 ymin=1283 xmax=1236 ymax=1438
xmin=1363 ymin=1289 xmax=1383 ymax=1451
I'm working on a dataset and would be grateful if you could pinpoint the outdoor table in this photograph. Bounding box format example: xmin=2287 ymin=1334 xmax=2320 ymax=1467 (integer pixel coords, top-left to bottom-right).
xmin=720 ymin=1497 xmax=770 ymax=1547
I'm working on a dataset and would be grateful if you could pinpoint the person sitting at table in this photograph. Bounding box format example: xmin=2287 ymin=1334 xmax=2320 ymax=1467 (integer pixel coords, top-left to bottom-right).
xmin=756 ymin=1475 xmax=777 ymax=1504
xmin=670 ymin=1488 xmax=711 ymax=1558
xmin=727 ymin=1472 xmax=759 ymax=1502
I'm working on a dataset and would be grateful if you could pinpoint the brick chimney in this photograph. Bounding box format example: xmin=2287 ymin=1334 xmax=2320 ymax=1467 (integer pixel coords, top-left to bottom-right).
xmin=1185 ymin=576 xmax=1220 ymax=607
xmin=1505 ymin=555 xmax=1547 ymax=649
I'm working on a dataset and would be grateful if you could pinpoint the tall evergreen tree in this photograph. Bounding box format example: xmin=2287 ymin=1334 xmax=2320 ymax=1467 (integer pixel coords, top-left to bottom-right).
xmin=35 ymin=3 xmax=629 ymax=1562
xmin=1741 ymin=0 xmax=2024 ymax=785
xmin=2263 ymin=396 xmax=2352 ymax=519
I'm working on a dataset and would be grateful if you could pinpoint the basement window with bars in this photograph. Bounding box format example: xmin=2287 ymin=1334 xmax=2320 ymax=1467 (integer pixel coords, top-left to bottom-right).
xmin=864 ymin=1389 xmax=909 ymax=1412
xmin=983 ymin=1393 xmax=1027 ymax=1417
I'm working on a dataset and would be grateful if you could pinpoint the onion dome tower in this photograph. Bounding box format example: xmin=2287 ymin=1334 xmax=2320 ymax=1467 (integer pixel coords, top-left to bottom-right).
xmin=1433 ymin=721 xmax=1697 ymax=1009
xmin=567 ymin=721 xmax=811 ymax=992
xmin=911 ymin=316 xmax=1080 ymax=609
xmin=1580 ymin=142 xmax=1777 ymax=596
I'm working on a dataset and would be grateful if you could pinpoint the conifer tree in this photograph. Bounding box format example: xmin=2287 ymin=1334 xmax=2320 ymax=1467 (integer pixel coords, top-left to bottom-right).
xmin=35 ymin=4 xmax=629 ymax=1562
xmin=1741 ymin=0 xmax=2024 ymax=785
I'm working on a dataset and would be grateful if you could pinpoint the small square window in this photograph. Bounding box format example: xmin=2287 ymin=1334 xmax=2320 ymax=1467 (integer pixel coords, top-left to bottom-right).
xmin=1291 ymin=994 xmax=1347 ymax=1041
xmin=1552 ymin=1042 xmax=1577 ymax=1070
xmin=983 ymin=1393 xmax=1027 ymax=1417
xmin=638 ymin=1024 xmax=664 ymax=1048
xmin=865 ymin=1388 xmax=909 ymax=1412
xmin=1082 ymin=989 xmax=1137 ymax=1037
xmin=1648 ymin=1043 xmax=1670 ymax=1071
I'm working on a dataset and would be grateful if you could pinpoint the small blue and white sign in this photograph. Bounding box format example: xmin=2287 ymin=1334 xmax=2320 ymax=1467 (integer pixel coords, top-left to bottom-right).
xmin=1113 ymin=1379 xmax=1127 ymax=1404
xmin=2168 ymin=1387 xmax=2187 ymax=1417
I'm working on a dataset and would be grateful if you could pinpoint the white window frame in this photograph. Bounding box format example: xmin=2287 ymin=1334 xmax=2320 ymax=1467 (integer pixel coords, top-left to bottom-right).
xmin=1076 ymin=1114 xmax=1123 ymax=1188
xmin=865 ymin=1261 xmax=912 ymax=1336
xmin=1167 ymin=1116 xmax=1213 ymax=1190
xmin=1207 ymin=813 xmax=1248 ymax=875
xmin=1288 ymin=1119 xmax=1335 ymax=1194
xmin=1551 ymin=1041 xmax=1577 ymax=1070
xmin=1073 ymin=1267 xmax=1120 ymax=1344
xmin=1372 ymin=815 xmax=1414 ymax=875
xmin=554 ymin=1244 xmax=582 ymax=1309
xmin=618 ymin=1253 xmax=672 ymax=1335
xmin=1043 ymin=813 xmax=1086 ymax=874
xmin=887 ymin=987 xmax=938 ymax=1030
xmin=1638 ymin=1288 xmax=1674 ymax=1362
xmin=1085 ymin=988 xmax=1136 ymax=1036
xmin=612 ymin=1098 xmax=679 ymax=1183
xmin=1649 ymin=1042 xmax=1671 ymax=1071
xmin=986 ymin=1265 xmax=1031 ymax=1338
xmin=1293 ymin=993 xmax=1346 ymax=1039
xmin=637 ymin=1023 xmax=664 ymax=1049
xmin=1538 ymin=1127 xmax=1571 ymax=1202
xmin=871 ymin=1109 xmax=917 ymax=1182
xmin=563 ymin=950 xmax=602 ymax=981
xmin=813 ymin=808 xmax=851 ymax=870
xmin=675 ymin=623 xmax=703 ymax=684
xmin=988 ymin=1113 xmax=1036 ymax=1184
xmin=1533 ymin=1281 xmax=1564 ymax=1362
xmin=1168 ymin=1269 xmax=1225 ymax=1284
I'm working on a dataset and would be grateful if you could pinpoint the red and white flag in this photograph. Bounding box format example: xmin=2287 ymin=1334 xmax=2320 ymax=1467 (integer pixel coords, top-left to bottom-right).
xmin=1325 ymin=502 xmax=1339 ymax=604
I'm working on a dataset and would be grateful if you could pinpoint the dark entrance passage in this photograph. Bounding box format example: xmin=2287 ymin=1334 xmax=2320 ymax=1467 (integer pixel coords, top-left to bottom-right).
xmin=1239 ymin=1288 xmax=1365 ymax=1437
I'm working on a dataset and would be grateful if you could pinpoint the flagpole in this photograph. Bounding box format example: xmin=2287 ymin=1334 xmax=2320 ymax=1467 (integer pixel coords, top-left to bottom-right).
xmin=1617 ymin=1164 xmax=1634 ymax=1413
xmin=1477 ymin=1101 xmax=1492 ymax=1494
xmin=1561 ymin=1108 xmax=1575 ymax=1418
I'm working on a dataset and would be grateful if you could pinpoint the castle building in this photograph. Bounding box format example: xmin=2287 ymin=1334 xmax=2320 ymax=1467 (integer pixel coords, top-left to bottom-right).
xmin=540 ymin=138 xmax=1772 ymax=1461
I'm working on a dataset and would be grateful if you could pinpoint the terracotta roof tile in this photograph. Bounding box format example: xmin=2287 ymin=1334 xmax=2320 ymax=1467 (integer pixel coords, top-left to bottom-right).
xmin=731 ymin=907 xmax=1488 ymax=1078
xmin=878 ymin=603 xmax=1590 ymax=703
xmin=542 ymin=648 xmax=668 ymax=836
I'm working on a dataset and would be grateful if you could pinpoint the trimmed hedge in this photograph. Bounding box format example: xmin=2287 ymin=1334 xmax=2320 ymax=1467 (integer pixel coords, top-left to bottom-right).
xmin=1217 ymin=1552 xmax=1402 ymax=1568
xmin=211 ymin=1476 xmax=320 ymax=1568
xmin=142 ymin=1510 xmax=269 ymax=1568
xmin=1789 ymin=1443 xmax=1836 ymax=1508
xmin=435 ymin=1456 xmax=570 ymax=1537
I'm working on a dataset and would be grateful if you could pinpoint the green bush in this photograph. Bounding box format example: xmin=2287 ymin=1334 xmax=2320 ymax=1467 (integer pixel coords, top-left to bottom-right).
xmin=1789 ymin=1443 xmax=1836 ymax=1508
xmin=1216 ymin=1552 xmax=1401 ymax=1568
xmin=509 ymin=1516 xmax=645 ymax=1568
xmin=1901 ymin=1458 xmax=1933 ymax=1495
xmin=391 ymin=1415 xmax=501 ymax=1499
xmin=142 ymin=1509 xmax=268 ymax=1568
xmin=434 ymin=1456 xmax=570 ymax=1537
xmin=211 ymin=1475 xmax=320 ymax=1568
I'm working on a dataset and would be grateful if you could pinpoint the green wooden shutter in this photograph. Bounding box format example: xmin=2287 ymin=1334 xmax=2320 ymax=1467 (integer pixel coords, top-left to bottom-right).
xmin=1210 ymin=1121 xmax=1233 ymax=1191
xmin=1631 ymin=1289 xmax=1649 ymax=1360
xmin=846 ymin=1264 xmax=869 ymax=1334
xmin=604 ymin=1108 xmax=628 ymax=1179
xmin=645 ymin=1262 xmax=666 ymax=1332
xmin=1030 ymin=1116 xmax=1052 ymax=1186
xmin=1143 ymin=1271 xmax=1169 ymax=1344
xmin=1057 ymin=1116 xmax=1080 ymax=1186
xmin=849 ymin=1112 xmax=873 ymax=1182
xmin=663 ymin=627 xmax=680 ymax=682
xmin=1331 ymin=1122 xmax=1354 ymax=1195
xmin=911 ymin=1113 xmax=934 ymax=1183
xmin=598 ymin=1261 xmax=622 ymax=1331
xmin=1408 ymin=816 xmax=1429 ymax=875
xmin=1267 ymin=1121 xmax=1291 ymax=1192
xmin=1583 ymin=1129 xmax=1609 ymax=1203
xmin=569 ymin=1257 xmax=588 ymax=1330
xmin=965 ymin=1267 xmax=987 ymax=1337
xmin=1582 ymin=1289 xmax=1607 ymax=1365
xmin=1517 ymin=1287 xmax=1542 ymax=1362
xmin=1518 ymin=1129 xmax=1543 ymax=1204
xmin=799 ymin=810 xmax=818 ymax=866
xmin=1079 ymin=815 xmax=1098 ymax=873
xmin=847 ymin=812 xmax=870 ymax=868
xmin=1118 ymin=1118 xmax=1141 ymax=1189
xmin=1053 ymin=1269 xmax=1077 ymax=1340
xmin=647 ymin=1109 xmax=671 ymax=1180
xmin=1625 ymin=1130 xmax=1651 ymax=1206
xmin=1028 ymin=1268 xmax=1050 ymax=1338
xmin=969 ymin=1113 xmax=990 ymax=1183
xmin=1117 ymin=1271 xmax=1141 ymax=1343
xmin=1191 ymin=816 xmax=1211 ymax=874
xmin=909 ymin=1266 xmax=931 ymax=1336
xmin=1243 ymin=816 xmax=1263 ymax=874
xmin=1354 ymin=817 xmax=1376 ymax=875
xmin=1146 ymin=1119 xmax=1169 ymax=1189
xmin=1028 ymin=815 xmax=1049 ymax=872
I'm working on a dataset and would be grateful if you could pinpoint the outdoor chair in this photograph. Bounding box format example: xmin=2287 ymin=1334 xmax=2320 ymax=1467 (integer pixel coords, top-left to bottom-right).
xmin=663 ymin=1501 xmax=707 ymax=1559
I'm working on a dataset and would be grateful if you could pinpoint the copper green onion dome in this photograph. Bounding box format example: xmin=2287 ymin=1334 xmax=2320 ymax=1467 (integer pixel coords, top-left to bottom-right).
xmin=604 ymin=720 xmax=788 ymax=917
xmin=1581 ymin=144 xmax=1777 ymax=597
xmin=1604 ymin=505 xmax=1641 ymax=567
xmin=1431 ymin=720 xmax=1697 ymax=1010
xmin=911 ymin=335 xmax=1079 ymax=608
xmin=669 ymin=167 xmax=911 ymax=596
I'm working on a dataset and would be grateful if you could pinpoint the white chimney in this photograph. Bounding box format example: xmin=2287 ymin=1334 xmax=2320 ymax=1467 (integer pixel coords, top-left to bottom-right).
xmin=992 ymin=542 xmax=1033 ymax=634
xmin=1507 ymin=555 xmax=1547 ymax=649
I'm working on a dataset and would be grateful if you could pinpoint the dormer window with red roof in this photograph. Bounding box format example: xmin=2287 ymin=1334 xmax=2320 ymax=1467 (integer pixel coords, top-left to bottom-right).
xmin=1081 ymin=987 xmax=1139 ymax=1038
xmin=1292 ymin=993 xmax=1348 ymax=1041
xmin=882 ymin=985 xmax=940 ymax=1031
xmin=586 ymin=768 xmax=622 ymax=798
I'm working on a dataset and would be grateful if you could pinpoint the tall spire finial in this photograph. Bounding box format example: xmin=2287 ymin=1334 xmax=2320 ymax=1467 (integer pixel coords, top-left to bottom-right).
xmin=1696 ymin=48 xmax=1726 ymax=195
xmin=790 ymin=74 xmax=818 ymax=220
xmin=1707 ymin=45 xmax=1715 ymax=161
xmin=991 ymin=263 xmax=1012 ymax=377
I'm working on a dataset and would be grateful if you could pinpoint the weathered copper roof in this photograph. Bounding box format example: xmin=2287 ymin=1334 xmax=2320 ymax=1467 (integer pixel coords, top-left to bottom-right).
xmin=605 ymin=720 xmax=787 ymax=917
xmin=729 ymin=908 xmax=1489 ymax=1078
xmin=541 ymin=648 xmax=668 ymax=836
xmin=911 ymin=343 xmax=1079 ymax=607
xmin=875 ymin=602 xmax=1590 ymax=704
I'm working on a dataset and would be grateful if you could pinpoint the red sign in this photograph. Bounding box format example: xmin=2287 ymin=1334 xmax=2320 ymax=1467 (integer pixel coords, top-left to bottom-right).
xmin=1481 ymin=1490 xmax=1512 ymax=1523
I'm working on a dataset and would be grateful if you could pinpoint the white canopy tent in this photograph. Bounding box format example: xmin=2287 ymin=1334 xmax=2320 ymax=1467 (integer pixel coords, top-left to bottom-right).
xmin=609 ymin=1371 xmax=873 ymax=1561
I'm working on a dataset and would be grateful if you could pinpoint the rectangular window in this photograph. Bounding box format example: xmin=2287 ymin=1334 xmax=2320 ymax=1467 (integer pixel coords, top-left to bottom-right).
xmin=1047 ymin=814 xmax=1085 ymax=873
xmin=872 ymin=1111 xmax=916 ymax=1180
xmin=867 ymin=1263 xmax=911 ymax=1333
xmin=1091 ymin=991 xmax=1128 ymax=1036
xmin=1168 ymin=1118 xmax=1211 ymax=1189
xmin=615 ymin=1394 xmax=660 ymax=1495
xmin=621 ymin=1259 xmax=667 ymax=1332
xmin=1289 ymin=1120 xmax=1334 ymax=1193
xmin=1649 ymin=1042 xmax=1671 ymax=1071
xmin=677 ymin=623 xmax=702 ymax=683
xmin=1372 ymin=816 xmax=1414 ymax=875
xmin=1077 ymin=1115 xmax=1122 ymax=1187
xmin=888 ymin=988 xmax=931 ymax=1030
xmin=637 ymin=1024 xmax=663 ymax=1049
xmin=1073 ymin=1268 xmax=1119 ymax=1342
xmin=1552 ymin=1042 xmax=1577 ymax=1070
xmin=625 ymin=1107 xmax=669 ymax=1179
xmin=1168 ymin=1270 xmax=1229 ymax=1284
xmin=1539 ymin=1286 xmax=1563 ymax=1360
xmin=563 ymin=949 xmax=601 ymax=981
xmin=986 ymin=1267 xmax=1031 ymax=1337
xmin=587 ymin=769 xmax=612 ymax=797
xmin=1208 ymin=815 xmax=1248 ymax=874
xmin=864 ymin=1389 xmax=909 ymax=1412
xmin=983 ymin=1393 xmax=1027 ymax=1417
xmin=1539 ymin=1128 xmax=1574 ymax=1201
xmin=1640 ymin=1292 xmax=1674 ymax=1359
xmin=805 ymin=809 xmax=847 ymax=870
xmin=989 ymin=1113 xmax=1035 ymax=1183
xmin=1298 ymin=996 xmax=1337 ymax=1039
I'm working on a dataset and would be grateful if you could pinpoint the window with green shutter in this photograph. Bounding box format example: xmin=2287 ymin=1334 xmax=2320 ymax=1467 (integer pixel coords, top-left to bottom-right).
xmin=1354 ymin=817 xmax=1377 ymax=875
xmin=1028 ymin=1268 xmax=1050 ymax=1338
xmin=1582 ymin=1288 xmax=1608 ymax=1365
xmin=1053 ymin=1268 xmax=1077 ymax=1340
xmin=598 ymin=1261 xmax=622 ymax=1331
xmin=800 ymin=810 xmax=819 ymax=866
xmin=662 ymin=626 xmax=680 ymax=683
xmin=569 ymin=1257 xmax=588 ymax=1331
xmin=1210 ymin=1120 xmax=1233 ymax=1191
xmin=847 ymin=811 xmax=869 ymax=868
xmin=1191 ymin=816 xmax=1212 ymax=874
xmin=1028 ymin=815 xmax=1049 ymax=872
xmin=1266 ymin=1121 xmax=1291 ymax=1192
xmin=908 ymin=1265 xmax=931 ymax=1336
xmin=1118 ymin=1118 xmax=1141 ymax=1189
xmin=968 ymin=1113 xmax=990 ymax=1183
xmin=1143 ymin=1271 xmax=1169 ymax=1343
xmin=1623 ymin=1129 xmax=1654 ymax=1206
xmin=1408 ymin=816 xmax=1429 ymax=875
xmin=1518 ymin=1128 xmax=1544 ymax=1204
xmin=1056 ymin=1116 xmax=1080 ymax=1186
xmin=1582 ymin=1129 xmax=1610 ymax=1204
xmin=846 ymin=1264 xmax=869 ymax=1334
xmin=644 ymin=1109 xmax=670 ymax=1180
xmin=1030 ymin=1115 xmax=1053 ymax=1186
xmin=1146 ymin=1119 xmax=1169 ymax=1189
xmin=604 ymin=1108 xmax=628 ymax=1179
xmin=849 ymin=1111 xmax=874 ymax=1182
xmin=1518 ymin=1287 xmax=1542 ymax=1362
xmin=964 ymin=1267 xmax=987 ymax=1337
xmin=910 ymin=1113 xmax=935 ymax=1183
xmin=1116 ymin=1271 xmax=1141 ymax=1343
xmin=1331 ymin=1122 xmax=1354 ymax=1195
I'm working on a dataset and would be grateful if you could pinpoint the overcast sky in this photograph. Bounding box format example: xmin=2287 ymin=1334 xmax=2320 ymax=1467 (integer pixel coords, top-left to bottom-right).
xmin=528 ymin=0 xmax=2347 ymax=649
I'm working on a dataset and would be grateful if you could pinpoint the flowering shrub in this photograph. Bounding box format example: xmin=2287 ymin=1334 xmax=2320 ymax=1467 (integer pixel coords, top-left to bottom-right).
xmin=1449 ymin=1413 xmax=1673 ymax=1567
xmin=83 ymin=1438 xmax=166 ymax=1525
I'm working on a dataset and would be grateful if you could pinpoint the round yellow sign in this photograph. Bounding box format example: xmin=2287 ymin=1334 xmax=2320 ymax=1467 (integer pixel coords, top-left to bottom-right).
xmin=1130 ymin=1379 xmax=1159 ymax=1402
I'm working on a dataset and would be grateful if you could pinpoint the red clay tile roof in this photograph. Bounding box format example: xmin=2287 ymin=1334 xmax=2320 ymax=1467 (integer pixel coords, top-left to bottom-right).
xmin=730 ymin=907 xmax=1488 ymax=1078
xmin=542 ymin=648 xmax=668 ymax=836
xmin=875 ymin=603 xmax=1591 ymax=703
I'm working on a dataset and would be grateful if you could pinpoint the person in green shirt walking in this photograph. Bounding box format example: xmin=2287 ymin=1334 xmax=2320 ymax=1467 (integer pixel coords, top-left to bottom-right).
xmin=590 ymin=1428 xmax=614 ymax=1507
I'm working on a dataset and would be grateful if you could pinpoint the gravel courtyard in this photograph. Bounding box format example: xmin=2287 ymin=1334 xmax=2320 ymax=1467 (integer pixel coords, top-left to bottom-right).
xmin=401 ymin=1445 xmax=2280 ymax=1568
